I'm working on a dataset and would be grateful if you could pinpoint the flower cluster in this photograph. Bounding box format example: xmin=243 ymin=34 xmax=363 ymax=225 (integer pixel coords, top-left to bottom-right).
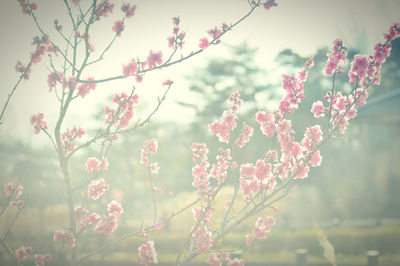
xmin=95 ymin=0 xmax=114 ymax=20
xmin=191 ymin=143 xmax=210 ymax=197
xmin=121 ymin=3 xmax=136 ymax=18
xmin=53 ymin=229 xmax=75 ymax=248
xmin=93 ymin=200 xmax=124 ymax=235
xmin=30 ymin=113 xmax=47 ymax=134
xmin=207 ymin=251 xmax=244 ymax=266
xmin=140 ymin=139 xmax=159 ymax=174
xmin=35 ymin=254 xmax=52 ymax=266
xmin=167 ymin=17 xmax=185 ymax=49
xmin=199 ymin=22 xmax=229 ymax=49
xmin=17 ymin=0 xmax=37 ymax=15
xmin=105 ymin=92 xmax=139 ymax=128
xmin=15 ymin=60 xmax=31 ymax=80
xmin=210 ymin=148 xmax=233 ymax=185
xmin=192 ymin=225 xmax=214 ymax=254
xmin=263 ymin=0 xmax=278 ymax=10
xmin=61 ymin=126 xmax=85 ymax=152
xmin=15 ymin=246 xmax=32 ymax=262
xmin=122 ymin=59 xmax=138 ymax=77
xmin=235 ymin=125 xmax=253 ymax=148
xmin=77 ymin=78 xmax=97 ymax=97
xmin=74 ymin=205 xmax=100 ymax=228
xmin=3 ymin=182 xmax=23 ymax=198
xmin=87 ymin=178 xmax=110 ymax=200
xmin=112 ymin=20 xmax=125 ymax=37
xmin=86 ymin=157 xmax=109 ymax=174
xmin=209 ymin=92 xmax=242 ymax=143
xmin=138 ymin=240 xmax=158 ymax=265
xmin=146 ymin=50 xmax=163 ymax=70
xmin=252 ymin=216 xmax=276 ymax=240
xmin=325 ymin=39 xmax=347 ymax=75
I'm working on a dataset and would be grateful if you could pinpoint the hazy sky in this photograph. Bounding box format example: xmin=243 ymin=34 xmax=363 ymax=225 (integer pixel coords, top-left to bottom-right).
xmin=0 ymin=0 xmax=399 ymax=145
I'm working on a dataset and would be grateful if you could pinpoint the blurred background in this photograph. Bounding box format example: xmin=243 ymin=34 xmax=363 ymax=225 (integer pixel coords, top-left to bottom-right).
xmin=1 ymin=0 xmax=400 ymax=265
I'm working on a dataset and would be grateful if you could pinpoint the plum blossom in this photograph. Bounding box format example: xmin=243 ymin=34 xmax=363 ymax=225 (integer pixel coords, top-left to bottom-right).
xmin=140 ymin=139 xmax=158 ymax=167
xmin=61 ymin=126 xmax=85 ymax=152
xmin=192 ymin=225 xmax=214 ymax=253
xmin=138 ymin=241 xmax=158 ymax=265
xmin=107 ymin=200 xmax=124 ymax=215
xmin=30 ymin=113 xmax=47 ymax=134
xmin=235 ymin=125 xmax=253 ymax=148
xmin=85 ymin=157 xmax=109 ymax=174
xmin=53 ymin=229 xmax=75 ymax=248
xmin=93 ymin=214 xmax=118 ymax=235
xmin=88 ymin=178 xmax=110 ymax=200
xmin=122 ymin=59 xmax=138 ymax=77
xmin=15 ymin=246 xmax=32 ymax=262
xmin=77 ymin=78 xmax=96 ymax=98
xmin=147 ymin=50 xmax=163 ymax=69
xmin=121 ymin=3 xmax=136 ymax=18
xmin=112 ymin=20 xmax=125 ymax=37
xmin=105 ymin=92 xmax=139 ymax=128
xmin=199 ymin=38 xmax=209 ymax=49
xmin=252 ymin=216 xmax=276 ymax=239
xmin=35 ymin=254 xmax=52 ymax=266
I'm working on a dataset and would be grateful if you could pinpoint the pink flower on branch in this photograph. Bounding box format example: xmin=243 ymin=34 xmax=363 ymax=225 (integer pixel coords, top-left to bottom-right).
xmin=77 ymin=77 xmax=96 ymax=98
xmin=138 ymin=240 xmax=158 ymax=265
xmin=53 ymin=229 xmax=75 ymax=248
xmin=30 ymin=113 xmax=47 ymax=134
xmin=252 ymin=216 xmax=276 ymax=239
xmin=147 ymin=50 xmax=163 ymax=69
xmin=85 ymin=157 xmax=108 ymax=174
xmin=122 ymin=59 xmax=138 ymax=77
xmin=121 ymin=3 xmax=136 ymax=18
xmin=87 ymin=178 xmax=110 ymax=200
xmin=112 ymin=20 xmax=125 ymax=37
xmin=34 ymin=254 xmax=52 ymax=266
xmin=15 ymin=246 xmax=32 ymax=262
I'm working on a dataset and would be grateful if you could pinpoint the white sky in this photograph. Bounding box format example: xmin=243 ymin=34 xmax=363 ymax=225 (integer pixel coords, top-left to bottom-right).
xmin=0 ymin=0 xmax=399 ymax=145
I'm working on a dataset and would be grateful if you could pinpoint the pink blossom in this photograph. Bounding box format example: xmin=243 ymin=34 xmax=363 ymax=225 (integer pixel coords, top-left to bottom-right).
xmin=324 ymin=39 xmax=347 ymax=75
xmin=47 ymin=72 xmax=64 ymax=91
xmin=93 ymin=214 xmax=118 ymax=235
xmin=112 ymin=20 xmax=125 ymax=37
xmin=10 ymin=200 xmax=25 ymax=206
xmin=17 ymin=0 xmax=37 ymax=15
xmin=88 ymin=178 xmax=110 ymax=200
xmin=138 ymin=241 xmax=158 ymax=265
xmin=61 ymin=126 xmax=85 ymax=152
xmin=255 ymin=160 xmax=271 ymax=181
xmin=30 ymin=113 xmax=47 ymax=134
xmin=263 ymin=0 xmax=278 ymax=10
xmin=310 ymin=150 xmax=323 ymax=167
xmin=311 ymin=101 xmax=325 ymax=118
xmin=162 ymin=79 xmax=173 ymax=86
xmin=77 ymin=78 xmax=96 ymax=98
xmin=150 ymin=162 xmax=160 ymax=174
xmin=53 ymin=229 xmax=75 ymax=248
xmin=293 ymin=164 xmax=310 ymax=179
xmin=147 ymin=50 xmax=163 ymax=69
xmin=4 ymin=183 xmax=14 ymax=197
xmin=34 ymin=254 xmax=52 ymax=266
xmin=95 ymin=0 xmax=114 ymax=19
xmin=349 ymin=54 xmax=369 ymax=81
xmin=15 ymin=246 xmax=32 ymax=261
xmin=122 ymin=59 xmax=138 ymax=77
xmin=192 ymin=225 xmax=214 ymax=253
xmin=107 ymin=200 xmax=124 ymax=215
xmin=121 ymin=3 xmax=136 ymax=18
xmin=199 ymin=38 xmax=210 ymax=49
xmin=252 ymin=216 xmax=276 ymax=239
xmin=235 ymin=125 xmax=253 ymax=148
xmin=207 ymin=253 xmax=222 ymax=266
xmin=240 ymin=163 xmax=255 ymax=178
xmin=85 ymin=157 xmax=108 ymax=174
xmin=227 ymin=258 xmax=245 ymax=266
xmin=105 ymin=93 xmax=139 ymax=128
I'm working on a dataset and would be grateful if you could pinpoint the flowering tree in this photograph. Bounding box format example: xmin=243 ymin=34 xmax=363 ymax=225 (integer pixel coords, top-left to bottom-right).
xmin=1 ymin=0 xmax=399 ymax=265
